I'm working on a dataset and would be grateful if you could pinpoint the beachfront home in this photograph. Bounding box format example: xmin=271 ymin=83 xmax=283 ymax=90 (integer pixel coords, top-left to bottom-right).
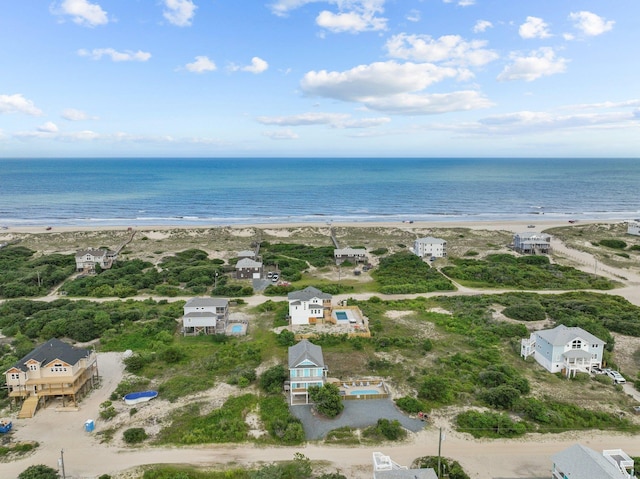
xmin=75 ymin=248 xmax=116 ymax=272
xmin=413 ymin=237 xmax=447 ymax=259
xmin=182 ymin=297 xmax=229 ymax=336
xmin=287 ymin=339 xmax=327 ymax=405
xmin=521 ymin=325 xmax=605 ymax=377
xmin=552 ymin=444 xmax=634 ymax=479
xmin=288 ymin=286 xmax=332 ymax=326
xmin=4 ymin=338 xmax=99 ymax=418
xmin=628 ymin=221 xmax=640 ymax=236
xmin=373 ymin=452 xmax=438 ymax=479
xmin=237 ymin=249 xmax=257 ymax=259
xmin=513 ymin=232 xmax=551 ymax=254
xmin=235 ymin=257 xmax=263 ymax=279
xmin=334 ymin=247 xmax=367 ymax=265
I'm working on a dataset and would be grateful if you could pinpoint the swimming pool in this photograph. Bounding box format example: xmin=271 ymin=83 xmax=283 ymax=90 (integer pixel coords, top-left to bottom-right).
xmin=335 ymin=311 xmax=349 ymax=320
xmin=349 ymin=389 xmax=379 ymax=396
xmin=231 ymin=324 xmax=243 ymax=333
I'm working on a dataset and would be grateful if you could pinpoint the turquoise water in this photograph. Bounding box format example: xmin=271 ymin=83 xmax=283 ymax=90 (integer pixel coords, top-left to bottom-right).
xmin=349 ymin=389 xmax=380 ymax=395
xmin=335 ymin=311 xmax=349 ymax=320
xmin=1 ymin=158 xmax=639 ymax=226
xmin=231 ymin=325 xmax=243 ymax=333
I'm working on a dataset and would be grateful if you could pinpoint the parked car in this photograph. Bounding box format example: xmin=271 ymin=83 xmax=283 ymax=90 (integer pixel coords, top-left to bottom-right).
xmin=591 ymin=366 xmax=605 ymax=375
xmin=527 ymin=224 xmax=535 ymax=228
xmin=606 ymin=370 xmax=626 ymax=384
xmin=271 ymin=274 xmax=279 ymax=282
xmin=267 ymin=271 xmax=273 ymax=278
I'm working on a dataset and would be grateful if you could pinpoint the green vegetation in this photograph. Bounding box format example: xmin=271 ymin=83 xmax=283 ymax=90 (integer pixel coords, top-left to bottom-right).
xmin=442 ymin=254 xmax=617 ymax=289
xmin=0 ymin=441 xmax=38 ymax=459
xmin=260 ymin=242 xmax=335 ymax=281
xmin=18 ymin=464 xmax=60 ymax=479
xmin=362 ymin=418 xmax=407 ymax=441
xmin=412 ymin=456 xmax=470 ymax=479
xmin=372 ymin=251 xmax=455 ymax=294
xmin=308 ymin=383 xmax=344 ymax=418
xmin=599 ymin=239 xmax=627 ymax=249
xmin=123 ymin=427 xmax=148 ymax=444
xmin=0 ymin=245 xmax=75 ymax=298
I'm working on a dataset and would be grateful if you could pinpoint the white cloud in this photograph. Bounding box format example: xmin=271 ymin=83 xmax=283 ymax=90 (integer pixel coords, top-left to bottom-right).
xmin=473 ymin=20 xmax=493 ymax=33
xmin=497 ymin=47 xmax=568 ymax=82
xmin=519 ymin=16 xmax=551 ymax=39
xmin=185 ymin=56 xmax=216 ymax=73
xmin=269 ymin=0 xmax=322 ymax=17
xmin=257 ymin=112 xmax=390 ymax=130
xmin=476 ymin=110 xmax=636 ymax=133
xmin=53 ymin=0 xmax=108 ymax=27
xmin=263 ymin=130 xmax=300 ymax=140
xmin=78 ymin=48 xmax=151 ymax=62
xmin=0 ymin=94 xmax=43 ymax=116
xmin=62 ymin=108 xmax=96 ymax=121
xmin=163 ymin=0 xmax=197 ymax=27
xmin=37 ymin=122 xmax=59 ymax=133
xmin=385 ymin=34 xmax=498 ymax=67
xmin=443 ymin=0 xmax=475 ymax=6
xmin=406 ymin=9 xmax=420 ymax=23
xmin=229 ymin=57 xmax=269 ymax=74
xmin=569 ymin=11 xmax=614 ymax=36
xmin=301 ymin=61 xmax=492 ymax=114
xmin=316 ymin=8 xmax=386 ymax=33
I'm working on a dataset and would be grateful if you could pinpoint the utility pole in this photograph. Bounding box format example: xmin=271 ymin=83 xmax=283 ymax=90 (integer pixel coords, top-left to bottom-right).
xmin=59 ymin=449 xmax=66 ymax=479
xmin=437 ymin=427 xmax=442 ymax=478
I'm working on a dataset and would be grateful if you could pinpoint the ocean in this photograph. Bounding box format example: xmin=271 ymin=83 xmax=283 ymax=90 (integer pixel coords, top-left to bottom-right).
xmin=1 ymin=158 xmax=639 ymax=227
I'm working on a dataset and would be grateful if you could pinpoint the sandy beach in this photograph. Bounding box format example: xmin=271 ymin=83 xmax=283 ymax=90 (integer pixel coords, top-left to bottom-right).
xmin=1 ymin=218 xmax=639 ymax=478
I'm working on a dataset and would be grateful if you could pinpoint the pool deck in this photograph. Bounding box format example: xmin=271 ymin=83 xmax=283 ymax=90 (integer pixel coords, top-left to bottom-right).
xmin=225 ymin=320 xmax=248 ymax=336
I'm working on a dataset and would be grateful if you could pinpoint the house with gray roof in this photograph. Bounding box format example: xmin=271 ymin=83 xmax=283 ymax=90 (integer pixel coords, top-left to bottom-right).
xmin=373 ymin=452 xmax=438 ymax=479
xmin=287 ymin=339 xmax=327 ymax=405
xmin=334 ymin=247 xmax=367 ymax=264
xmin=288 ymin=286 xmax=333 ymax=326
xmin=513 ymin=232 xmax=552 ymax=254
xmin=4 ymin=338 xmax=98 ymax=417
xmin=413 ymin=237 xmax=447 ymax=259
xmin=628 ymin=221 xmax=640 ymax=236
xmin=75 ymin=248 xmax=116 ymax=272
xmin=182 ymin=297 xmax=229 ymax=336
xmin=552 ymin=444 xmax=634 ymax=479
xmin=521 ymin=324 xmax=605 ymax=377
xmin=235 ymin=257 xmax=263 ymax=279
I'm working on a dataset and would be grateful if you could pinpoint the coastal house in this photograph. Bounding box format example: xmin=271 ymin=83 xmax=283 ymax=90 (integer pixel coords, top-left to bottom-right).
xmin=4 ymin=338 xmax=99 ymax=418
xmin=521 ymin=325 xmax=605 ymax=377
xmin=182 ymin=297 xmax=229 ymax=336
xmin=235 ymin=257 xmax=263 ymax=279
xmin=513 ymin=232 xmax=551 ymax=254
xmin=373 ymin=452 xmax=438 ymax=479
xmin=628 ymin=221 xmax=640 ymax=236
xmin=237 ymin=249 xmax=257 ymax=259
xmin=334 ymin=247 xmax=367 ymax=265
xmin=552 ymin=444 xmax=634 ymax=479
xmin=288 ymin=286 xmax=332 ymax=326
xmin=75 ymin=248 xmax=116 ymax=272
xmin=413 ymin=237 xmax=447 ymax=259
xmin=287 ymin=339 xmax=327 ymax=405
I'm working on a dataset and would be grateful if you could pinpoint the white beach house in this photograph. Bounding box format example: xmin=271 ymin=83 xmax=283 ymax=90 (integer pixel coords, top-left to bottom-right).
xmin=413 ymin=237 xmax=447 ymax=259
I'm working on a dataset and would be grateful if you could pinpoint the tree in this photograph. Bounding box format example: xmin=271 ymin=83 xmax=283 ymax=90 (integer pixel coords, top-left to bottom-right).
xmin=18 ymin=464 xmax=60 ymax=479
xmin=259 ymin=364 xmax=288 ymax=394
xmin=308 ymin=383 xmax=344 ymax=418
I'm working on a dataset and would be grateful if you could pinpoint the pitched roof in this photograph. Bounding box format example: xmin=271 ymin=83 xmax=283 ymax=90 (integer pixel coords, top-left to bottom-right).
xmin=288 ymin=339 xmax=325 ymax=368
xmin=552 ymin=444 xmax=630 ymax=479
xmin=185 ymin=297 xmax=229 ymax=308
xmin=9 ymin=338 xmax=90 ymax=373
xmin=237 ymin=250 xmax=255 ymax=258
xmin=75 ymin=248 xmax=108 ymax=258
xmin=236 ymin=258 xmax=262 ymax=268
xmin=537 ymin=324 xmax=604 ymax=347
xmin=287 ymin=286 xmax=332 ymax=302
xmin=334 ymin=247 xmax=366 ymax=255
xmin=415 ymin=237 xmax=446 ymax=244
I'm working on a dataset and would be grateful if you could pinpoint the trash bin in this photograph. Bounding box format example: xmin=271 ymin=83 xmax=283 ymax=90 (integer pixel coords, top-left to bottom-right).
xmin=84 ymin=419 xmax=95 ymax=432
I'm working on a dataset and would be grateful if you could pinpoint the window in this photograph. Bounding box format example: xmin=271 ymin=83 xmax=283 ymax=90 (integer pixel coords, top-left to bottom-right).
xmin=29 ymin=364 xmax=38 ymax=371
xmin=571 ymin=339 xmax=582 ymax=349
xmin=10 ymin=373 xmax=20 ymax=380
xmin=51 ymin=363 xmax=68 ymax=373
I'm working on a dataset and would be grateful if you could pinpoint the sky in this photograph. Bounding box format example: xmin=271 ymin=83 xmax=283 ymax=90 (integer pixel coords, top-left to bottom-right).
xmin=1 ymin=0 xmax=639 ymax=158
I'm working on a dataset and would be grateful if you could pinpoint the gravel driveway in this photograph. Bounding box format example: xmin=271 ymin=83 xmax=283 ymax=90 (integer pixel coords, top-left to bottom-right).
xmin=290 ymin=399 xmax=427 ymax=440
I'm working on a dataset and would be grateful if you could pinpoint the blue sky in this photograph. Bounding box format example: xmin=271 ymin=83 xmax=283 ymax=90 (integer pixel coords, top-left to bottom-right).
xmin=1 ymin=0 xmax=638 ymax=157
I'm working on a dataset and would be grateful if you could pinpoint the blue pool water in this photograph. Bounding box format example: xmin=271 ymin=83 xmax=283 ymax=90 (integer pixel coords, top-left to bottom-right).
xmin=349 ymin=389 xmax=379 ymax=395
xmin=335 ymin=311 xmax=348 ymax=320
xmin=231 ymin=325 xmax=243 ymax=333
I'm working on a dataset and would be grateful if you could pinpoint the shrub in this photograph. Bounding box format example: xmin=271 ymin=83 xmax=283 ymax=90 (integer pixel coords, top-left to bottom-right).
xmin=456 ymin=410 xmax=528 ymax=438
xmin=308 ymin=383 xmax=344 ymax=418
xmin=395 ymin=396 xmax=427 ymax=414
xmin=599 ymin=239 xmax=627 ymax=249
xmin=259 ymin=364 xmax=287 ymax=394
xmin=123 ymin=427 xmax=148 ymax=444
xmin=18 ymin=465 xmax=59 ymax=479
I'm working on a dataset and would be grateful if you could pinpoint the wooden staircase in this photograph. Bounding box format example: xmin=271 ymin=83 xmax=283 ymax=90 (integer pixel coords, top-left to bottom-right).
xmin=18 ymin=395 xmax=39 ymax=419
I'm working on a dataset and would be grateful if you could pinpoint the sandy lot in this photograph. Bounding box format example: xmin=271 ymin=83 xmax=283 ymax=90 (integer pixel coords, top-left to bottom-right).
xmin=2 ymin=219 xmax=640 ymax=478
